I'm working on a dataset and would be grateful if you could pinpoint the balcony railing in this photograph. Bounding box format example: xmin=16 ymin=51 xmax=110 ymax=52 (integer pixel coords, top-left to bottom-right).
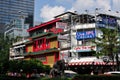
xmin=23 ymin=48 xmax=59 ymax=56
xmin=31 ymin=32 xmax=54 ymax=39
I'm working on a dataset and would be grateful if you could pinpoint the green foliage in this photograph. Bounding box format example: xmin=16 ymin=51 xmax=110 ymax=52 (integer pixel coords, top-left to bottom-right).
xmin=93 ymin=28 xmax=120 ymax=58
xmin=0 ymin=33 xmax=12 ymax=73
xmin=0 ymin=33 xmax=51 ymax=74
xmin=8 ymin=59 xmax=51 ymax=74
xmin=0 ymin=74 xmax=38 ymax=80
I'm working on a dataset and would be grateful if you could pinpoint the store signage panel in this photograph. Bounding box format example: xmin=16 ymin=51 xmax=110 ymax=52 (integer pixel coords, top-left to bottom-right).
xmin=76 ymin=30 xmax=96 ymax=40
xmin=46 ymin=27 xmax=63 ymax=34
xmin=97 ymin=16 xmax=117 ymax=27
xmin=73 ymin=46 xmax=96 ymax=52
xmin=56 ymin=22 xmax=68 ymax=29
xmin=102 ymin=17 xmax=117 ymax=25
xmin=58 ymin=35 xmax=68 ymax=40
xmin=60 ymin=41 xmax=70 ymax=48
xmin=60 ymin=50 xmax=69 ymax=60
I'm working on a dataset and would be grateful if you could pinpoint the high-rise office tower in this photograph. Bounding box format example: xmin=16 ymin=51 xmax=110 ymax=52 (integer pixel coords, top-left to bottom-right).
xmin=0 ymin=0 xmax=34 ymax=33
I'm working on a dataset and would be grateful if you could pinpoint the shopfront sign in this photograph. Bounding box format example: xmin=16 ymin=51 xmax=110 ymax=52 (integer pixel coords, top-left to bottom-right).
xmin=97 ymin=16 xmax=117 ymax=27
xmin=58 ymin=35 xmax=69 ymax=40
xmin=56 ymin=22 xmax=67 ymax=29
xmin=73 ymin=46 xmax=96 ymax=52
xmin=46 ymin=27 xmax=63 ymax=34
xmin=60 ymin=50 xmax=69 ymax=60
xmin=76 ymin=30 xmax=96 ymax=40
xmin=60 ymin=41 xmax=70 ymax=48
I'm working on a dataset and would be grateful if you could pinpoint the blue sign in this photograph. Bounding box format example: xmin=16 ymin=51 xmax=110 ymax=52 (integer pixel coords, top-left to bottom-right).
xmin=76 ymin=30 xmax=96 ymax=40
xmin=97 ymin=16 xmax=117 ymax=27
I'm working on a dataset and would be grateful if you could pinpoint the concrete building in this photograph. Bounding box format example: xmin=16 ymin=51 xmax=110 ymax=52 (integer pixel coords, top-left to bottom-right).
xmin=56 ymin=12 xmax=120 ymax=74
xmin=10 ymin=11 xmax=120 ymax=73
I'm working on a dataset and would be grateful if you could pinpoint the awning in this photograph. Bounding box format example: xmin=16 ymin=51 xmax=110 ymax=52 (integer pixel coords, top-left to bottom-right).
xmin=68 ymin=61 xmax=116 ymax=66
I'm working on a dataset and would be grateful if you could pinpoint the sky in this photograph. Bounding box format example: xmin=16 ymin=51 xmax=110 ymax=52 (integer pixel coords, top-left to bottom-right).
xmin=34 ymin=0 xmax=120 ymax=25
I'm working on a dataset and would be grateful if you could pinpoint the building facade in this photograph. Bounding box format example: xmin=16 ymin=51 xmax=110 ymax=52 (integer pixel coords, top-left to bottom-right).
xmin=10 ymin=12 xmax=120 ymax=73
xmin=10 ymin=17 xmax=68 ymax=67
xmin=0 ymin=0 xmax=34 ymax=33
xmin=56 ymin=12 xmax=120 ymax=74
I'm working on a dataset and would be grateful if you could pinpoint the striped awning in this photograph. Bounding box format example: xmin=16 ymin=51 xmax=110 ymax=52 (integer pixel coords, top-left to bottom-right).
xmin=68 ymin=61 xmax=116 ymax=66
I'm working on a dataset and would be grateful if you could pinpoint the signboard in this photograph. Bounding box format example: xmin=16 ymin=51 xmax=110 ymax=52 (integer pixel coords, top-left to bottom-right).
xmin=56 ymin=22 xmax=67 ymax=29
xmin=46 ymin=27 xmax=63 ymax=34
xmin=58 ymin=35 xmax=69 ymax=40
xmin=60 ymin=50 xmax=69 ymax=60
xmin=60 ymin=41 xmax=70 ymax=48
xmin=76 ymin=30 xmax=96 ymax=40
xmin=97 ymin=16 xmax=117 ymax=27
xmin=73 ymin=46 xmax=96 ymax=52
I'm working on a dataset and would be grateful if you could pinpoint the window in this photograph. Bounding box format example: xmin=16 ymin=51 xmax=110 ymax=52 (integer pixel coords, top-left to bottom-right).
xmin=78 ymin=52 xmax=95 ymax=57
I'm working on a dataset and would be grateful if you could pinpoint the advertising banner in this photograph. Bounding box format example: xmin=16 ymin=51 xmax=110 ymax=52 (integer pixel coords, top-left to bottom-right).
xmin=73 ymin=46 xmax=96 ymax=52
xmin=97 ymin=16 xmax=117 ymax=27
xmin=56 ymin=22 xmax=68 ymax=29
xmin=76 ymin=30 xmax=96 ymax=40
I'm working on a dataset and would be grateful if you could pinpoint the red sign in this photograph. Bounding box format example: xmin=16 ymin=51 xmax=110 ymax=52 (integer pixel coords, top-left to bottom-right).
xmin=46 ymin=27 xmax=63 ymax=34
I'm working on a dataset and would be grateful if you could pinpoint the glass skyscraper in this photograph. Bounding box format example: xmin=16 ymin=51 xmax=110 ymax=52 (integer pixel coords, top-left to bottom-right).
xmin=0 ymin=0 xmax=34 ymax=29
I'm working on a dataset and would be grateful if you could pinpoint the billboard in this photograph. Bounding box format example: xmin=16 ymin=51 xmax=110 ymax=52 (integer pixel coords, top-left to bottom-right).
xmin=97 ymin=16 xmax=117 ymax=27
xmin=76 ymin=30 xmax=96 ymax=40
xmin=56 ymin=22 xmax=68 ymax=29
xmin=73 ymin=46 xmax=96 ymax=52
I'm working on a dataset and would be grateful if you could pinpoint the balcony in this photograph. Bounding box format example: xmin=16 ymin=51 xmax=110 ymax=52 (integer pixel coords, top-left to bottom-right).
xmin=46 ymin=34 xmax=58 ymax=39
xmin=23 ymin=48 xmax=59 ymax=56
xmin=31 ymin=32 xmax=54 ymax=39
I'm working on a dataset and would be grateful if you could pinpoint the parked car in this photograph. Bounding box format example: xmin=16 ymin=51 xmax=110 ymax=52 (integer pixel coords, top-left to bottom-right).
xmin=64 ymin=70 xmax=77 ymax=78
xmin=104 ymin=71 xmax=120 ymax=75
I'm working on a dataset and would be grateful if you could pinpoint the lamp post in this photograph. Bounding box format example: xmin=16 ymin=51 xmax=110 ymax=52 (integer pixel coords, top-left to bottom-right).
xmin=70 ymin=13 xmax=77 ymax=59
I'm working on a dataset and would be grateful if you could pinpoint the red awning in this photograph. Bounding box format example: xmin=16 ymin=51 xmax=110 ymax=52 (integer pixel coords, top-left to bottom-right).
xmin=68 ymin=61 xmax=116 ymax=66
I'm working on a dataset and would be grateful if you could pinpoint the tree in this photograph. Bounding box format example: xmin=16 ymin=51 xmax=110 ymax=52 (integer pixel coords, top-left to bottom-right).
xmin=93 ymin=28 xmax=120 ymax=70
xmin=0 ymin=34 xmax=12 ymax=73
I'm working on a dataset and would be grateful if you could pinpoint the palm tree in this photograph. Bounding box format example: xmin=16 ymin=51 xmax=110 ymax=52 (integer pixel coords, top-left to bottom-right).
xmin=93 ymin=28 xmax=120 ymax=70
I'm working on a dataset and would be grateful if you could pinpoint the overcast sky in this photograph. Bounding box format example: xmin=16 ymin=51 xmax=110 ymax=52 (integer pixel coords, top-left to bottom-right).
xmin=34 ymin=0 xmax=120 ymax=23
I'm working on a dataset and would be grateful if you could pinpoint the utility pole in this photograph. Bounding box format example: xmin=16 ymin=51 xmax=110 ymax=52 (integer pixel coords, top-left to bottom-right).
xmin=116 ymin=11 xmax=120 ymax=71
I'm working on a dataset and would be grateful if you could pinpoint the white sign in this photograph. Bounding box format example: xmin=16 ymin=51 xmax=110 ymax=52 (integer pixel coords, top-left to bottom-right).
xmin=56 ymin=22 xmax=67 ymax=29
xmin=73 ymin=46 xmax=96 ymax=52
xmin=60 ymin=41 xmax=70 ymax=48
xmin=60 ymin=50 xmax=69 ymax=60
xmin=58 ymin=35 xmax=68 ymax=40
